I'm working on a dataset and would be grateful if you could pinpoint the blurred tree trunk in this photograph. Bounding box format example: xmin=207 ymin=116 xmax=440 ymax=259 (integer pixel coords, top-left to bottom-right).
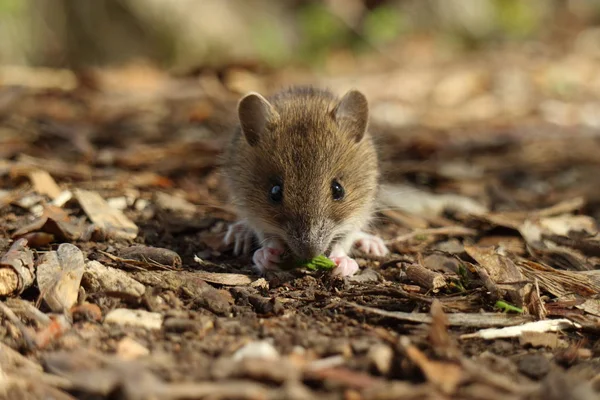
xmin=30 ymin=0 xmax=166 ymax=68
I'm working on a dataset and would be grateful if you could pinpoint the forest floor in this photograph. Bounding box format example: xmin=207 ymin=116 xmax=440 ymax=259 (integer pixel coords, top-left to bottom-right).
xmin=1 ymin=38 xmax=600 ymax=399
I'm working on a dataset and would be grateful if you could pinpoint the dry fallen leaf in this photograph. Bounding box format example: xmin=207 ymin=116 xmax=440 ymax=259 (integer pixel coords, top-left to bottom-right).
xmin=13 ymin=205 xmax=84 ymax=243
xmin=464 ymin=245 xmax=531 ymax=308
xmin=75 ymin=189 xmax=138 ymax=240
xmin=37 ymin=243 xmax=85 ymax=312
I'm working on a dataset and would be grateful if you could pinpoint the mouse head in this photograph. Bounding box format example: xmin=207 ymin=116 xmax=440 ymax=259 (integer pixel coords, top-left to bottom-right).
xmin=227 ymin=88 xmax=379 ymax=260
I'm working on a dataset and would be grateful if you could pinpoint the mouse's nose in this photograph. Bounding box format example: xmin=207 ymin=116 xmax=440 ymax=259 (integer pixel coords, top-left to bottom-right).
xmin=293 ymin=240 xmax=323 ymax=260
xmin=288 ymin=227 xmax=329 ymax=260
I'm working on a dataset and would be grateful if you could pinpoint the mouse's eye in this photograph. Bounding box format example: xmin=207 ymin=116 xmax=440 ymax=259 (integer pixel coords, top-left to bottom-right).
xmin=331 ymin=179 xmax=345 ymax=201
xmin=269 ymin=184 xmax=283 ymax=203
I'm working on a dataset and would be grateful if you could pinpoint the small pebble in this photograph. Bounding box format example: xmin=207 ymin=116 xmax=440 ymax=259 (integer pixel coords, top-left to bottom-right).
xmin=517 ymin=353 xmax=551 ymax=380
xmin=233 ymin=341 xmax=279 ymax=361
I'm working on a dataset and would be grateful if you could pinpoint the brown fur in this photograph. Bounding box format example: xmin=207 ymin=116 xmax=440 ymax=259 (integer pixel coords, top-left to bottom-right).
xmin=223 ymin=87 xmax=379 ymax=258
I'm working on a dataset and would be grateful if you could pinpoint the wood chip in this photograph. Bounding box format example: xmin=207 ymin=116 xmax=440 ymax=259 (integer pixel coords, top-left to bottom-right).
xmin=28 ymin=169 xmax=61 ymax=200
xmin=104 ymin=308 xmax=163 ymax=330
xmin=0 ymin=238 xmax=34 ymax=296
xmin=119 ymin=245 xmax=182 ymax=268
xmin=74 ymin=189 xmax=138 ymax=240
xmin=82 ymin=260 xmax=145 ymax=297
xmin=37 ymin=243 xmax=85 ymax=312
xmin=406 ymin=263 xmax=447 ymax=292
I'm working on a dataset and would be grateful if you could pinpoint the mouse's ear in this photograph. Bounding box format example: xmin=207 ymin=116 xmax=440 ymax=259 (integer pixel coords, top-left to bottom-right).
xmin=238 ymin=92 xmax=279 ymax=146
xmin=331 ymin=89 xmax=369 ymax=142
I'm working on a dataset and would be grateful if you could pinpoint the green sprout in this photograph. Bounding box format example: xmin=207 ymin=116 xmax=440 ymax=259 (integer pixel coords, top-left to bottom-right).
xmin=295 ymin=254 xmax=336 ymax=271
xmin=495 ymin=300 xmax=523 ymax=314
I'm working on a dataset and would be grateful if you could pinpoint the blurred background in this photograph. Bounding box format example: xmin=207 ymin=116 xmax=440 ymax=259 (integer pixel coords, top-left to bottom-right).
xmin=2 ymin=0 xmax=600 ymax=213
xmin=2 ymin=0 xmax=600 ymax=131
xmin=1 ymin=0 xmax=599 ymax=69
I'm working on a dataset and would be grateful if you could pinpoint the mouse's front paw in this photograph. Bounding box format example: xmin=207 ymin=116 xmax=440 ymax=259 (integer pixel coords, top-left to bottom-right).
xmin=354 ymin=232 xmax=389 ymax=257
xmin=330 ymin=255 xmax=359 ymax=277
xmin=252 ymin=246 xmax=283 ymax=274
xmin=224 ymin=221 xmax=255 ymax=255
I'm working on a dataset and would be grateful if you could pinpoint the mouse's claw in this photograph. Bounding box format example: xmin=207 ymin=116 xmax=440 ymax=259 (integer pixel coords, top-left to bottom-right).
xmin=252 ymin=242 xmax=284 ymax=274
xmin=354 ymin=232 xmax=389 ymax=257
xmin=330 ymin=255 xmax=360 ymax=277
xmin=224 ymin=221 xmax=255 ymax=255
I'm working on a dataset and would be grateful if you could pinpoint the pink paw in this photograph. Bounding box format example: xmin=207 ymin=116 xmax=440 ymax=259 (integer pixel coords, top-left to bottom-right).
xmin=252 ymin=246 xmax=283 ymax=274
xmin=330 ymin=256 xmax=359 ymax=277
xmin=355 ymin=233 xmax=389 ymax=257
xmin=224 ymin=221 xmax=254 ymax=255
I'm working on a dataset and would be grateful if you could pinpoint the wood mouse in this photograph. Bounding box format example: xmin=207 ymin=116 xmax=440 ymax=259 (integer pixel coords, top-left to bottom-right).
xmin=222 ymin=86 xmax=389 ymax=277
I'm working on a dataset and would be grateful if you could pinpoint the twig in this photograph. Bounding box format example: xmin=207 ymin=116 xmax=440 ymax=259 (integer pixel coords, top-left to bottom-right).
xmin=406 ymin=262 xmax=447 ymax=292
xmin=343 ymin=301 xmax=533 ymax=328
xmin=0 ymin=301 xmax=38 ymax=350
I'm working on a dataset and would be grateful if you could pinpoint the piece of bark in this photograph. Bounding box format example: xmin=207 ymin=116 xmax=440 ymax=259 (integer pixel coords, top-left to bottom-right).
xmin=406 ymin=263 xmax=447 ymax=292
xmin=74 ymin=189 xmax=138 ymax=240
xmin=37 ymin=243 xmax=85 ymax=312
xmin=82 ymin=260 xmax=145 ymax=297
xmin=118 ymin=245 xmax=182 ymax=268
xmin=0 ymin=238 xmax=34 ymax=296
xmin=28 ymin=169 xmax=62 ymax=200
